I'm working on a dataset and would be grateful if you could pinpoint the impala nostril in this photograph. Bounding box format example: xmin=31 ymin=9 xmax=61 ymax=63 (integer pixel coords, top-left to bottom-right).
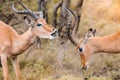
xmin=51 ymin=31 xmax=56 ymax=36
xmin=51 ymin=33 xmax=55 ymax=36
xmin=82 ymin=66 xmax=88 ymax=70
xmin=51 ymin=29 xmax=58 ymax=38
xmin=82 ymin=66 xmax=84 ymax=70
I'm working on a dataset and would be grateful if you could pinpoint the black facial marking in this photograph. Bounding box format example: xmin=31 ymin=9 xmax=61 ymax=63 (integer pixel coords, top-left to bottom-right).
xmin=79 ymin=48 xmax=83 ymax=52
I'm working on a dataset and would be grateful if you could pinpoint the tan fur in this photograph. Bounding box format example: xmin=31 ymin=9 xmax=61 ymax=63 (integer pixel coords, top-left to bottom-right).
xmin=0 ymin=18 xmax=56 ymax=80
xmin=89 ymin=31 xmax=120 ymax=53
xmin=79 ymin=31 xmax=120 ymax=69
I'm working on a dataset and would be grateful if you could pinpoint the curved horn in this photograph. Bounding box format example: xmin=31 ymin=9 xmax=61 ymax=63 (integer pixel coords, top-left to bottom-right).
xmin=12 ymin=2 xmax=39 ymax=20
xmin=18 ymin=2 xmax=29 ymax=11
xmin=64 ymin=7 xmax=78 ymax=46
xmin=12 ymin=3 xmax=29 ymax=14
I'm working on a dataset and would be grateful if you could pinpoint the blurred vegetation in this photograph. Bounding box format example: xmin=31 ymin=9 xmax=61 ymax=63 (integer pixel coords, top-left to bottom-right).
xmin=0 ymin=0 xmax=120 ymax=80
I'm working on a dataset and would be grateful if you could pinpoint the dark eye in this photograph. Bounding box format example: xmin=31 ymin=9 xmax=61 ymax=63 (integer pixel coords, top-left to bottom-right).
xmin=37 ymin=23 xmax=42 ymax=27
xmin=79 ymin=48 xmax=83 ymax=52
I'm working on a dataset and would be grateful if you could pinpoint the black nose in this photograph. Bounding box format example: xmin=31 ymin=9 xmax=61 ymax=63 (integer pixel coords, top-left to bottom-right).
xmin=82 ymin=66 xmax=87 ymax=70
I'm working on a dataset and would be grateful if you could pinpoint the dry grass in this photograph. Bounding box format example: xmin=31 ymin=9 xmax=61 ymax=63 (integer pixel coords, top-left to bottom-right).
xmin=0 ymin=40 xmax=119 ymax=80
xmin=0 ymin=0 xmax=120 ymax=80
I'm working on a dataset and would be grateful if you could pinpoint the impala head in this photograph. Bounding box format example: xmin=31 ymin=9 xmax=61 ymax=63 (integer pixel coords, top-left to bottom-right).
xmin=64 ymin=7 xmax=96 ymax=70
xmin=12 ymin=2 xmax=57 ymax=39
xmin=78 ymin=28 xmax=96 ymax=70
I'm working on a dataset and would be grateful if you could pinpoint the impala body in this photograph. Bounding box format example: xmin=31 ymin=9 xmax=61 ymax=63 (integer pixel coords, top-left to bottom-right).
xmin=0 ymin=2 xmax=57 ymax=80
xmin=78 ymin=30 xmax=120 ymax=69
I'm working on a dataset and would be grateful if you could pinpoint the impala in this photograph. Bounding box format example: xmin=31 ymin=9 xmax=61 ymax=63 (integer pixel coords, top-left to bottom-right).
xmin=0 ymin=2 xmax=57 ymax=80
xmin=65 ymin=7 xmax=119 ymax=70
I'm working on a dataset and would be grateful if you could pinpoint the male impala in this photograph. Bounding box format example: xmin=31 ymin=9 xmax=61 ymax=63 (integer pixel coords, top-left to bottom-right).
xmin=0 ymin=2 xmax=57 ymax=80
xmin=65 ymin=8 xmax=120 ymax=70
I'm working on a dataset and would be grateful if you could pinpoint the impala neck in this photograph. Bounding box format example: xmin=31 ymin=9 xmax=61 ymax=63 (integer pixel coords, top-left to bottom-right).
xmin=90 ymin=36 xmax=120 ymax=54
xmin=12 ymin=27 xmax=37 ymax=55
xmin=19 ymin=27 xmax=36 ymax=44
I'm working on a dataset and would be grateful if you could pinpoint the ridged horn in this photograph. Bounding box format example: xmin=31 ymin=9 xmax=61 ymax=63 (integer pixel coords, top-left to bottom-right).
xmin=64 ymin=7 xmax=78 ymax=46
xmin=12 ymin=2 xmax=39 ymax=20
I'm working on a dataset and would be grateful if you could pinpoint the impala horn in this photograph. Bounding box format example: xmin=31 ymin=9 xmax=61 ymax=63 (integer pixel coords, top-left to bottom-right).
xmin=64 ymin=7 xmax=78 ymax=46
xmin=12 ymin=2 xmax=39 ymax=20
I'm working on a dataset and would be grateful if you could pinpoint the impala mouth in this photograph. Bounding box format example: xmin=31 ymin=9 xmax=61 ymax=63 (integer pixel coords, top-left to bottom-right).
xmin=81 ymin=65 xmax=89 ymax=70
xmin=50 ymin=29 xmax=58 ymax=39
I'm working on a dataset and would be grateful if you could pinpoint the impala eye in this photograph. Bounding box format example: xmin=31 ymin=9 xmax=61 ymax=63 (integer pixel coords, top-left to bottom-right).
xmin=79 ymin=48 xmax=83 ymax=52
xmin=37 ymin=23 xmax=42 ymax=27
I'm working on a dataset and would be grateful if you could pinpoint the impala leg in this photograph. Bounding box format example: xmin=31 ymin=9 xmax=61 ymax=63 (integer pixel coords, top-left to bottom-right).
xmin=11 ymin=56 xmax=21 ymax=80
xmin=1 ymin=54 xmax=9 ymax=80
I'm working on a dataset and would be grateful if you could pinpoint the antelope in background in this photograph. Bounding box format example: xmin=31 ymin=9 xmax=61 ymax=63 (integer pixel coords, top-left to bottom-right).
xmin=0 ymin=2 xmax=57 ymax=80
xmin=65 ymin=7 xmax=120 ymax=70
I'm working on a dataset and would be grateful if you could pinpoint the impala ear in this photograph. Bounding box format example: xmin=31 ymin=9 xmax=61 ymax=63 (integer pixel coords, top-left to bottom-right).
xmin=85 ymin=28 xmax=96 ymax=39
xmin=24 ymin=16 xmax=34 ymax=27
